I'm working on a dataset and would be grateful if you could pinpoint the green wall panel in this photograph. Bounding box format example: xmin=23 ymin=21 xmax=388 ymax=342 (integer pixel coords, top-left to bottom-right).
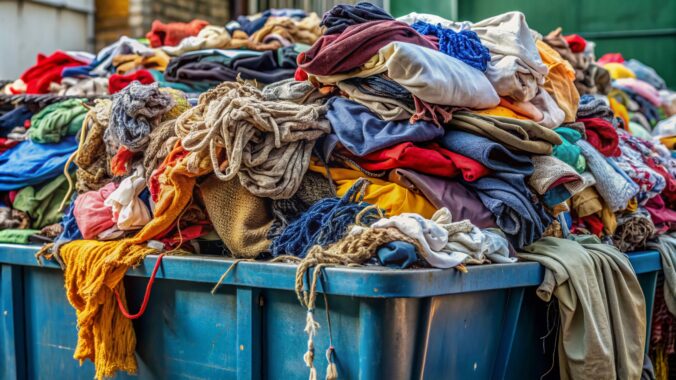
xmin=389 ymin=0 xmax=676 ymax=87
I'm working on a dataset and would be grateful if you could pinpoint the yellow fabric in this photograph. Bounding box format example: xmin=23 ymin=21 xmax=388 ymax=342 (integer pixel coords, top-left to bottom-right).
xmin=474 ymin=105 xmax=530 ymax=120
xmin=608 ymin=97 xmax=630 ymax=130
xmin=60 ymin=144 xmax=211 ymax=379
xmin=112 ymin=50 xmax=170 ymax=75
xmin=536 ymin=40 xmax=579 ymax=123
xmin=626 ymin=197 xmax=638 ymax=213
xmin=308 ymin=161 xmax=437 ymax=218
xmin=571 ymin=187 xmax=603 ymax=217
xmin=660 ymin=136 xmax=676 ymax=150
xmin=600 ymin=202 xmax=617 ymax=235
xmin=603 ymin=62 xmax=636 ymax=80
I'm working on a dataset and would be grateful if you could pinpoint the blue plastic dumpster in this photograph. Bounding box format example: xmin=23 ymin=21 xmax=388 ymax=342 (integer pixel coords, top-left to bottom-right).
xmin=0 ymin=244 xmax=662 ymax=379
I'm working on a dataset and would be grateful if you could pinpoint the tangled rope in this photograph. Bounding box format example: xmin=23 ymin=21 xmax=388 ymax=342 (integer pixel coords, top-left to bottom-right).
xmin=270 ymin=179 xmax=381 ymax=258
xmin=411 ymin=21 xmax=491 ymax=72
xmin=177 ymin=81 xmax=331 ymax=199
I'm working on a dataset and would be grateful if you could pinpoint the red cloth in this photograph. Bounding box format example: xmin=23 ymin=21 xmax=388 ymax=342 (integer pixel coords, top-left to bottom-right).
xmin=0 ymin=138 xmax=19 ymax=155
xmin=146 ymin=19 xmax=209 ymax=48
xmin=580 ymin=214 xmax=604 ymax=236
xmin=578 ymin=117 xmax=620 ymax=156
xmin=340 ymin=142 xmax=491 ymax=181
xmin=110 ymin=146 xmax=136 ymax=176
xmin=597 ymin=53 xmax=625 ymax=65
xmin=563 ymin=34 xmax=587 ymax=53
xmin=18 ymin=51 xmax=87 ymax=94
xmin=108 ymin=70 xmax=155 ymax=94
xmin=294 ymin=67 xmax=308 ymax=81
xmin=299 ymin=20 xmax=437 ymax=76
xmin=645 ymin=158 xmax=676 ymax=207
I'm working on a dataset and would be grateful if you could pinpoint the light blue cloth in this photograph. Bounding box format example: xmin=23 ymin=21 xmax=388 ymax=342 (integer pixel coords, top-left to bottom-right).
xmin=464 ymin=171 xmax=551 ymax=249
xmin=440 ymin=130 xmax=533 ymax=175
xmin=0 ymin=136 xmax=77 ymax=191
xmin=576 ymin=139 xmax=639 ymax=212
xmin=326 ymin=97 xmax=444 ymax=156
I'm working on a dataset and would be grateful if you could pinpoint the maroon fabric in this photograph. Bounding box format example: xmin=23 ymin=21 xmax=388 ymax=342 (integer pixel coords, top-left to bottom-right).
xmin=146 ymin=19 xmax=209 ymax=48
xmin=108 ymin=70 xmax=155 ymax=94
xmin=651 ymin=277 xmax=676 ymax=355
xmin=645 ymin=158 xmax=676 ymax=207
xmin=549 ymin=175 xmax=581 ymax=190
xmin=19 ymin=51 xmax=87 ymax=94
xmin=563 ymin=34 xmax=587 ymax=53
xmin=388 ymin=168 xmax=497 ymax=228
xmin=298 ymin=20 xmax=437 ymax=76
xmin=578 ymin=117 xmax=620 ymax=156
xmin=645 ymin=195 xmax=676 ymax=229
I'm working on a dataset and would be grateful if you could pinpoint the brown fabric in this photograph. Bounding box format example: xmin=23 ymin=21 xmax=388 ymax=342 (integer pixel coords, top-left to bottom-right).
xmin=76 ymin=100 xmax=113 ymax=193
xmin=200 ymin=174 xmax=273 ymax=258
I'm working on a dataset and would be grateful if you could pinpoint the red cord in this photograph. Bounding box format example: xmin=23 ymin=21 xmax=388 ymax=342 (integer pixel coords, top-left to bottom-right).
xmin=114 ymin=254 xmax=165 ymax=320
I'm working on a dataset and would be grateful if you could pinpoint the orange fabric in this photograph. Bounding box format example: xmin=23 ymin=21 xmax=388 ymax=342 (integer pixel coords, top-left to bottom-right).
xmin=60 ymin=142 xmax=212 ymax=379
xmin=474 ymin=105 xmax=531 ymax=120
xmin=536 ymin=40 xmax=580 ymax=123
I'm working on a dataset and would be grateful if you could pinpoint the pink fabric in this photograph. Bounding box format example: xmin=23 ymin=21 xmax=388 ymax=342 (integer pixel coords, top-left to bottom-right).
xmin=73 ymin=182 xmax=118 ymax=239
xmin=614 ymin=78 xmax=662 ymax=107
xmin=597 ymin=53 xmax=625 ymax=65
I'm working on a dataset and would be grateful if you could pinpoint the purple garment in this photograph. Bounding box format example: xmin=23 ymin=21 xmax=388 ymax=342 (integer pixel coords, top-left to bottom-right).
xmin=388 ymin=168 xmax=497 ymax=229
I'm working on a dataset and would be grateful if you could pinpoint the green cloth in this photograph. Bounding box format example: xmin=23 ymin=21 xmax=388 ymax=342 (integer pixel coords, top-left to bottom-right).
xmin=29 ymin=98 xmax=87 ymax=143
xmin=148 ymin=69 xmax=208 ymax=93
xmin=553 ymin=127 xmax=586 ymax=173
xmin=518 ymin=235 xmax=646 ymax=380
xmin=0 ymin=229 xmax=39 ymax=244
xmin=13 ymin=174 xmax=71 ymax=229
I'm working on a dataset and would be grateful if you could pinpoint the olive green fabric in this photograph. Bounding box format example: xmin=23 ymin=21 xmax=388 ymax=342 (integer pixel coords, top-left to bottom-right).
xmin=13 ymin=174 xmax=71 ymax=229
xmin=29 ymin=98 xmax=87 ymax=143
xmin=518 ymin=235 xmax=646 ymax=380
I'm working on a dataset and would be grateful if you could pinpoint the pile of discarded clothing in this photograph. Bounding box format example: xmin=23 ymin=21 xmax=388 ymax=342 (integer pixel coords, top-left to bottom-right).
xmin=0 ymin=3 xmax=675 ymax=380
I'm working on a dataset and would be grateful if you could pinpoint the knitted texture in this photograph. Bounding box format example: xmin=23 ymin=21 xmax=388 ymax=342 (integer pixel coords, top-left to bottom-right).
xmin=270 ymin=179 xmax=381 ymax=258
xmin=106 ymin=82 xmax=174 ymax=153
xmin=411 ymin=21 xmax=490 ymax=72
xmin=143 ymin=119 xmax=179 ymax=183
xmin=75 ymin=99 xmax=113 ymax=193
xmin=178 ymin=81 xmax=330 ymax=199
xmin=59 ymin=143 xmax=213 ymax=380
xmin=200 ymin=174 xmax=273 ymax=258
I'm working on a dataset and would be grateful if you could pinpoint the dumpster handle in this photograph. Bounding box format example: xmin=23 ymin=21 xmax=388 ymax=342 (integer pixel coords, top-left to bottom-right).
xmin=114 ymin=254 xmax=165 ymax=319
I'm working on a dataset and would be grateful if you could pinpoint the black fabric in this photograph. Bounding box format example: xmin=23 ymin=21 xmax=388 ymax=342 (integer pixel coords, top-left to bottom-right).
xmin=321 ymin=2 xmax=393 ymax=35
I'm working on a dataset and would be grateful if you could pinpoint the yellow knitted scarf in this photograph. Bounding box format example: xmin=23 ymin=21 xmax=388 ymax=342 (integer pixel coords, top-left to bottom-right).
xmin=60 ymin=145 xmax=211 ymax=379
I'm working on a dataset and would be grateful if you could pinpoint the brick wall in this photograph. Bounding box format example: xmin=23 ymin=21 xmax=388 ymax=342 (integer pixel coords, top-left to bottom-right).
xmin=95 ymin=0 xmax=232 ymax=50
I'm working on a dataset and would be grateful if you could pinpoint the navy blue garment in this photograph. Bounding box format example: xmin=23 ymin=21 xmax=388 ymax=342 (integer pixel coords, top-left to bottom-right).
xmin=0 ymin=136 xmax=77 ymax=191
xmin=344 ymin=76 xmax=414 ymax=107
xmin=463 ymin=171 xmax=552 ymax=249
xmin=377 ymin=241 xmax=418 ymax=268
xmin=321 ymin=2 xmax=393 ymax=35
xmin=0 ymin=106 xmax=33 ymax=137
xmin=327 ymin=97 xmax=444 ymax=156
xmin=440 ymin=130 xmax=533 ymax=175
xmin=233 ymin=50 xmax=296 ymax=84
